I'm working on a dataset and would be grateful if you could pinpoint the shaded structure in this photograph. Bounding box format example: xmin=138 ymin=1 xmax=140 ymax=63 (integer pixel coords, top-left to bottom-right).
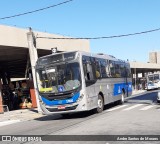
xmin=0 ymin=25 xmax=90 ymax=113
xmin=130 ymin=61 xmax=160 ymax=90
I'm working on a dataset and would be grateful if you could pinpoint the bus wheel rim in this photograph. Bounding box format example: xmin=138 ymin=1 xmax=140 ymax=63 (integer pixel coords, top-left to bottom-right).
xmin=98 ymin=99 xmax=102 ymax=108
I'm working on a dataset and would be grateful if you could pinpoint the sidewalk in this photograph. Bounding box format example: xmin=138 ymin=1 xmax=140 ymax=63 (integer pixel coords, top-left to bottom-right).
xmin=0 ymin=90 xmax=146 ymax=126
xmin=0 ymin=108 xmax=44 ymax=127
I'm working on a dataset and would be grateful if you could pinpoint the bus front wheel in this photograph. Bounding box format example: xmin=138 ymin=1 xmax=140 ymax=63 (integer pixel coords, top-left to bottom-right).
xmin=95 ymin=95 xmax=104 ymax=113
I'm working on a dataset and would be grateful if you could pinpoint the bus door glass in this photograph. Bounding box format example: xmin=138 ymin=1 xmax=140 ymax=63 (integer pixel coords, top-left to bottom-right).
xmin=82 ymin=56 xmax=96 ymax=98
xmin=82 ymin=56 xmax=95 ymax=82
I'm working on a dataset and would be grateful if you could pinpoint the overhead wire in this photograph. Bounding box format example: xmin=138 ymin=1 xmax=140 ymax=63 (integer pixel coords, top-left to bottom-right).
xmin=1 ymin=0 xmax=160 ymax=40
xmin=36 ymin=27 xmax=160 ymax=40
xmin=0 ymin=0 xmax=74 ymax=20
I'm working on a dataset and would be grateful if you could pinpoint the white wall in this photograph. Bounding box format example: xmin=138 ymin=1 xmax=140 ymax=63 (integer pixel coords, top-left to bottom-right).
xmin=0 ymin=25 xmax=90 ymax=52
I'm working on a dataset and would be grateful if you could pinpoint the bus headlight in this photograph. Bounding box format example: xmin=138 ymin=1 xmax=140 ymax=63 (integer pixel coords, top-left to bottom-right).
xmin=77 ymin=94 xmax=84 ymax=102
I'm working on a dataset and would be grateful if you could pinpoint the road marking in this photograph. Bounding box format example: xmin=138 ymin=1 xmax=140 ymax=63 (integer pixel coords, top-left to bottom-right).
xmin=139 ymin=105 xmax=155 ymax=110
xmin=0 ymin=120 xmax=20 ymax=127
xmin=123 ymin=104 xmax=144 ymax=111
xmin=106 ymin=105 xmax=128 ymax=112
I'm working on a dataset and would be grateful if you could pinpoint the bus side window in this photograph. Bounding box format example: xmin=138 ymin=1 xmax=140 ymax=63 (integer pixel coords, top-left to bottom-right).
xmin=95 ymin=58 xmax=101 ymax=79
xmin=105 ymin=60 xmax=110 ymax=77
xmin=126 ymin=65 xmax=131 ymax=77
xmin=100 ymin=59 xmax=107 ymax=78
xmin=120 ymin=63 xmax=125 ymax=77
xmin=124 ymin=64 xmax=131 ymax=78
xmin=115 ymin=62 xmax=121 ymax=78
xmin=109 ymin=60 xmax=115 ymax=77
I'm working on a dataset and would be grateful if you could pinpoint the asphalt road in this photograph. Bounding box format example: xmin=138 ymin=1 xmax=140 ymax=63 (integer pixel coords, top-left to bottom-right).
xmin=0 ymin=90 xmax=160 ymax=144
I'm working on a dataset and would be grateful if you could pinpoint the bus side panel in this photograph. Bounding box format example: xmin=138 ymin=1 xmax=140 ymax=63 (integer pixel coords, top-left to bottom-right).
xmin=110 ymin=78 xmax=123 ymax=102
xmin=100 ymin=78 xmax=132 ymax=104
xmin=85 ymin=83 xmax=98 ymax=110
xmin=95 ymin=79 xmax=112 ymax=105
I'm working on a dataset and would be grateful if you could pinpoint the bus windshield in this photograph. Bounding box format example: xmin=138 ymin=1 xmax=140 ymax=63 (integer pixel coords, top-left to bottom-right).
xmin=36 ymin=62 xmax=81 ymax=93
xmin=148 ymin=75 xmax=154 ymax=82
xmin=154 ymin=74 xmax=160 ymax=82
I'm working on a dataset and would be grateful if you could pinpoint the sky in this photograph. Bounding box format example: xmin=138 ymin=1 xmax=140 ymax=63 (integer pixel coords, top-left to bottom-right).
xmin=0 ymin=0 xmax=160 ymax=62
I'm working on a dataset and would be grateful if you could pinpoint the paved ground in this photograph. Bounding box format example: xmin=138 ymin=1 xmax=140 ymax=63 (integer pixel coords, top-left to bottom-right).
xmin=0 ymin=90 xmax=146 ymax=127
xmin=0 ymin=108 xmax=44 ymax=127
xmin=0 ymin=90 xmax=159 ymax=144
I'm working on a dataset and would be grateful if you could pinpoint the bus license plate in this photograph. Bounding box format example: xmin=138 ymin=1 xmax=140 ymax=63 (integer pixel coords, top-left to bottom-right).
xmin=58 ymin=106 xmax=65 ymax=110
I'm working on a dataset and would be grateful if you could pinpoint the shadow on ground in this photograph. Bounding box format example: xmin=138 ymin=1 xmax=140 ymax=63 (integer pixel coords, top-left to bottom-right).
xmin=34 ymin=110 xmax=96 ymax=121
xmin=126 ymin=91 xmax=159 ymax=104
xmin=33 ymin=90 xmax=160 ymax=121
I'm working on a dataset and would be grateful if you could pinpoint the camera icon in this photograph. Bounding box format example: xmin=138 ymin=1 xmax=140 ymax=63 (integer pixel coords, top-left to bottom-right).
xmin=2 ymin=136 xmax=11 ymax=141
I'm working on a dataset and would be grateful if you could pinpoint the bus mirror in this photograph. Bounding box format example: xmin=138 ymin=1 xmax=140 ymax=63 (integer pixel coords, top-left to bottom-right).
xmin=85 ymin=79 xmax=97 ymax=86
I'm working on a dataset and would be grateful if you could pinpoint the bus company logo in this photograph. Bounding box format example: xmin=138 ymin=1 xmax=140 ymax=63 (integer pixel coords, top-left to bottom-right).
xmin=2 ymin=136 xmax=11 ymax=141
xmin=118 ymin=86 xmax=121 ymax=93
xmin=58 ymin=86 xmax=64 ymax=92
xmin=66 ymin=99 xmax=73 ymax=103
xmin=129 ymin=84 xmax=132 ymax=88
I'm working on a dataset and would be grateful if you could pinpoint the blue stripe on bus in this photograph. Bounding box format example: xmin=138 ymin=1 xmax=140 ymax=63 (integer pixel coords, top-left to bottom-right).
xmin=41 ymin=92 xmax=80 ymax=106
xmin=113 ymin=82 xmax=132 ymax=96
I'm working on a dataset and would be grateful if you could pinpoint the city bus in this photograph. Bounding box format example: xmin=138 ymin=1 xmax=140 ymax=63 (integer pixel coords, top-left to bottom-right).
xmin=35 ymin=51 xmax=132 ymax=115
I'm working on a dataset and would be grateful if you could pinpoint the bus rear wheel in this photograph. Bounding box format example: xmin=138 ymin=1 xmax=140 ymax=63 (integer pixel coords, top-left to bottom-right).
xmin=95 ymin=95 xmax=104 ymax=113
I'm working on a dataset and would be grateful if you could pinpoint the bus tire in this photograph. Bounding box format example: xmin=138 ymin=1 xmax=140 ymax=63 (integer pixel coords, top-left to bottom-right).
xmin=61 ymin=113 xmax=70 ymax=118
xmin=95 ymin=94 xmax=104 ymax=113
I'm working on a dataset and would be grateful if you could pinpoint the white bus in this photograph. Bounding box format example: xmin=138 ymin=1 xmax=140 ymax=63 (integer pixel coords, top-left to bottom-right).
xmin=35 ymin=51 xmax=132 ymax=115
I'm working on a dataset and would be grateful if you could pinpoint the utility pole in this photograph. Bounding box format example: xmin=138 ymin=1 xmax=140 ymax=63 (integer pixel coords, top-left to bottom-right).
xmin=134 ymin=67 xmax=137 ymax=90
xmin=27 ymin=28 xmax=42 ymax=113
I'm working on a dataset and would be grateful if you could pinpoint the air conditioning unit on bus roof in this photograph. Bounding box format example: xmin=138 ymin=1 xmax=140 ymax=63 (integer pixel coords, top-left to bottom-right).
xmin=97 ymin=53 xmax=116 ymax=59
xmin=97 ymin=53 xmax=104 ymax=55
xmin=108 ymin=55 xmax=116 ymax=58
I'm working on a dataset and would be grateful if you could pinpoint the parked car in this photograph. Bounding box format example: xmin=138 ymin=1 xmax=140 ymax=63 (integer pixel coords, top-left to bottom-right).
xmin=145 ymin=81 xmax=158 ymax=91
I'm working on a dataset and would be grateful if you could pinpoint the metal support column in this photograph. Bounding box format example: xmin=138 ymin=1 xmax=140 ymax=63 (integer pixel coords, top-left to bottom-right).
xmin=134 ymin=67 xmax=137 ymax=90
xmin=27 ymin=28 xmax=42 ymax=113
xmin=0 ymin=78 xmax=4 ymax=113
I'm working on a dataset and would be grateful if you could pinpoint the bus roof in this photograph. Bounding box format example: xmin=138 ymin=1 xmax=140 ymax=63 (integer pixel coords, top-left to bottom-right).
xmin=78 ymin=51 xmax=127 ymax=63
xmin=38 ymin=50 xmax=128 ymax=63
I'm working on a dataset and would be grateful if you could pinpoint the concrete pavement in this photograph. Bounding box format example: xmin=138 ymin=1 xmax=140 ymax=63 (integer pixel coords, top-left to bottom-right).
xmin=0 ymin=108 xmax=43 ymax=127
xmin=0 ymin=90 xmax=146 ymax=127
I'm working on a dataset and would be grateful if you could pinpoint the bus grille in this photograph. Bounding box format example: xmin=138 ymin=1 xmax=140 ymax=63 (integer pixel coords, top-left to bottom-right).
xmin=46 ymin=105 xmax=78 ymax=112
xmin=42 ymin=92 xmax=73 ymax=100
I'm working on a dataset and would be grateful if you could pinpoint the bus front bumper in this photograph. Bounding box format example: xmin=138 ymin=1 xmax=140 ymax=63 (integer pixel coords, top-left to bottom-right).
xmin=40 ymin=102 xmax=86 ymax=115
